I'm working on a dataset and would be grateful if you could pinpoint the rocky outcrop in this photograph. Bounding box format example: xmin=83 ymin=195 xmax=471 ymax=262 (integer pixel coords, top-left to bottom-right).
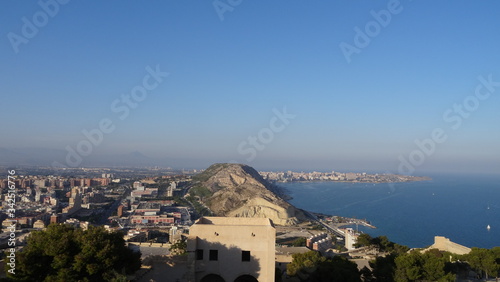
xmin=191 ymin=163 xmax=306 ymax=226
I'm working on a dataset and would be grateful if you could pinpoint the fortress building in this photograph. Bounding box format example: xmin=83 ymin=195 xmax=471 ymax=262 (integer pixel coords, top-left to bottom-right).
xmin=424 ymin=236 xmax=471 ymax=255
xmin=187 ymin=217 xmax=275 ymax=282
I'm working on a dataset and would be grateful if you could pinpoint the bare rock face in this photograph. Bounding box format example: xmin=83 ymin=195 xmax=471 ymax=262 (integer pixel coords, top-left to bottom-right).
xmin=191 ymin=163 xmax=306 ymax=226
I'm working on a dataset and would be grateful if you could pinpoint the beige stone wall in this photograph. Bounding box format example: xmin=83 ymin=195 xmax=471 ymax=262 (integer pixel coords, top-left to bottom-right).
xmin=187 ymin=217 xmax=275 ymax=282
xmin=429 ymin=236 xmax=471 ymax=255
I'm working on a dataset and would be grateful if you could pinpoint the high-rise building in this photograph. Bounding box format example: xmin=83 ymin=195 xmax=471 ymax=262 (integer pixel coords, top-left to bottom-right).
xmin=345 ymin=228 xmax=359 ymax=251
xmin=63 ymin=187 xmax=82 ymax=216
xmin=35 ymin=188 xmax=41 ymax=202
xmin=82 ymin=178 xmax=91 ymax=187
xmin=34 ymin=179 xmax=46 ymax=188
xmin=50 ymin=214 xmax=59 ymax=224
xmin=117 ymin=205 xmax=124 ymax=217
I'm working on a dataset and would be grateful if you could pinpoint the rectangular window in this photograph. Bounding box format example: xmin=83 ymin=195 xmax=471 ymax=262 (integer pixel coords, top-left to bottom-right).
xmin=196 ymin=249 xmax=203 ymax=260
xmin=242 ymin=250 xmax=251 ymax=262
xmin=209 ymin=249 xmax=218 ymax=261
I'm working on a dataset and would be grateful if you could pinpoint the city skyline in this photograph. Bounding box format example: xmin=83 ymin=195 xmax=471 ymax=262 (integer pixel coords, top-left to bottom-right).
xmin=1 ymin=1 xmax=500 ymax=175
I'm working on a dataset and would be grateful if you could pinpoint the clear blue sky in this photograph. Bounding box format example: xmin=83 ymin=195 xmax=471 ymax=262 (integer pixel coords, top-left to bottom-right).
xmin=1 ymin=1 xmax=500 ymax=174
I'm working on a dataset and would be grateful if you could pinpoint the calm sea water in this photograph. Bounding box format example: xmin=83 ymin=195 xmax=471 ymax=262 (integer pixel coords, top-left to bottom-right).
xmin=281 ymin=174 xmax=500 ymax=249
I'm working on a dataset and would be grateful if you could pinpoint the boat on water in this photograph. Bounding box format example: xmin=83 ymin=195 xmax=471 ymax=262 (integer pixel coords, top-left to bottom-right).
xmin=487 ymin=224 xmax=491 ymax=230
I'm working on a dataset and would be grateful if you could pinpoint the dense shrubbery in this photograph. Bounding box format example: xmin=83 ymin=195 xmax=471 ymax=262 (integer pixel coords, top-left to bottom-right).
xmin=5 ymin=224 xmax=141 ymax=282
xmin=286 ymin=251 xmax=361 ymax=282
xmin=288 ymin=234 xmax=500 ymax=281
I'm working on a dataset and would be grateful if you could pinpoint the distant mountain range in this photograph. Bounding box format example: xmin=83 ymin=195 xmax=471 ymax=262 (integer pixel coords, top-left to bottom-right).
xmin=0 ymin=147 xmax=173 ymax=168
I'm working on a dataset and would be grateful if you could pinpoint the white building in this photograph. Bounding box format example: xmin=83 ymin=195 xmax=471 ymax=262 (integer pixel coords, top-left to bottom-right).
xmin=345 ymin=228 xmax=359 ymax=251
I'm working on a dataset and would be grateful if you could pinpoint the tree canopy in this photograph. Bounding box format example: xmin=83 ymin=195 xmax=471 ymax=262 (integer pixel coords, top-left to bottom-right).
xmin=355 ymin=234 xmax=408 ymax=254
xmin=7 ymin=224 xmax=141 ymax=282
xmin=286 ymin=251 xmax=361 ymax=282
xmin=394 ymin=249 xmax=456 ymax=282
xmin=464 ymin=247 xmax=500 ymax=280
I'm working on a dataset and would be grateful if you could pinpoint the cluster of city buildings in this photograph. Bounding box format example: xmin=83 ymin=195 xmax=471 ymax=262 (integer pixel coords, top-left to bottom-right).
xmin=1 ymin=186 xmax=102 ymax=234
xmin=130 ymin=180 xmax=159 ymax=199
xmin=260 ymin=170 xmax=362 ymax=182
xmin=0 ymin=174 xmax=117 ymax=190
xmin=0 ymin=171 xmax=194 ymax=248
xmin=129 ymin=201 xmax=189 ymax=226
xmin=260 ymin=170 xmax=429 ymax=183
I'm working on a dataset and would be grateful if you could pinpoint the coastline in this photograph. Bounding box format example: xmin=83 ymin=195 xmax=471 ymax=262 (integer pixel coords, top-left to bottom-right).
xmin=272 ymin=177 xmax=431 ymax=185
xmin=277 ymin=177 xmax=431 ymax=202
xmin=309 ymin=211 xmax=377 ymax=230
xmin=261 ymin=170 xmax=431 ymax=184
xmin=282 ymin=175 xmax=500 ymax=249
xmin=336 ymin=222 xmax=377 ymax=229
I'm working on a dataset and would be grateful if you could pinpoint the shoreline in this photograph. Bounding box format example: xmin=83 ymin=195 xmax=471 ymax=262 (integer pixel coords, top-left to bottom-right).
xmin=261 ymin=170 xmax=432 ymax=185
xmin=335 ymin=222 xmax=377 ymax=229
xmin=274 ymin=178 xmax=432 ymax=185
xmin=308 ymin=211 xmax=377 ymax=230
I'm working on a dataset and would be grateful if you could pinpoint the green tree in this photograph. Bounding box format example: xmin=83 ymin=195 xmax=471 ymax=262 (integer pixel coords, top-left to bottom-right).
xmin=312 ymin=256 xmax=361 ymax=282
xmin=370 ymin=254 xmax=397 ymax=282
xmin=395 ymin=250 xmax=424 ymax=281
xmin=287 ymin=251 xmax=361 ymax=281
xmin=169 ymin=238 xmax=187 ymax=256
xmin=360 ymin=266 xmax=373 ymax=282
xmin=354 ymin=233 xmax=373 ymax=248
xmin=9 ymin=224 xmax=141 ymax=281
xmin=354 ymin=234 xmax=408 ymax=254
xmin=492 ymin=247 xmax=500 ymax=278
xmin=465 ymin=247 xmax=499 ymax=279
xmin=421 ymin=249 xmax=448 ymax=281
xmin=286 ymin=251 xmax=325 ymax=279
xmin=395 ymin=249 xmax=456 ymax=282
xmin=292 ymin=237 xmax=307 ymax=247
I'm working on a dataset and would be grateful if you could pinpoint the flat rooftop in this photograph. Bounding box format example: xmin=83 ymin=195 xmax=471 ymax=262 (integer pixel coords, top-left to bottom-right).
xmin=136 ymin=202 xmax=161 ymax=210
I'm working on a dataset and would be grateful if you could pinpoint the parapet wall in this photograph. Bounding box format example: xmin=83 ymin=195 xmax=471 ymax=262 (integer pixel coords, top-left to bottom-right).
xmin=430 ymin=236 xmax=471 ymax=255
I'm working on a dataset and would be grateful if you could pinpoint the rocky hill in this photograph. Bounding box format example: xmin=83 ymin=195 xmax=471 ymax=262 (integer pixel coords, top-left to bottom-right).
xmin=189 ymin=163 xmax=307 ymax=226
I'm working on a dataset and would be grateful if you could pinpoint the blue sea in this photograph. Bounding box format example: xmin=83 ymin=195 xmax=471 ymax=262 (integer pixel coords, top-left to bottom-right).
xmin=281 ymin=174 xmax=500 ymax=249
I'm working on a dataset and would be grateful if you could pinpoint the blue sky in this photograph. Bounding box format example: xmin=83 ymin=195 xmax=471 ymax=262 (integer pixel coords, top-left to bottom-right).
xmin=1 ymin=1 xmax=500 ymax=174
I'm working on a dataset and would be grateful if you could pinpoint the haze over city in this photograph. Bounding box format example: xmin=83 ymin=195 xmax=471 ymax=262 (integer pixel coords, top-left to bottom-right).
xmin=1 ymin=1 xmax=500 ymax=174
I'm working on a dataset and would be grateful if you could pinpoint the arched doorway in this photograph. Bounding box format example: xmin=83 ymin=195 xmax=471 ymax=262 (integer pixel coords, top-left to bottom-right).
xmin=234 ymin=274 xmax=258 ymax=282
xmin=201 ymin=274 xmax=225 ymax=282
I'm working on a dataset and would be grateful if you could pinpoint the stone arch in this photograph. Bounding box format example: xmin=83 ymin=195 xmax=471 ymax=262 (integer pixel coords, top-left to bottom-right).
xmin=201 ymin=274 xmax=225 ymax=282
xmin=234 ymin=274 xmax=258 ymax=282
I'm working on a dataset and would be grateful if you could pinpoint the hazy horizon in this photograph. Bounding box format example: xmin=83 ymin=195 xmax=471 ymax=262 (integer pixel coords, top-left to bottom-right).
xmin=2 ymin=1 xmax=500 ymax=175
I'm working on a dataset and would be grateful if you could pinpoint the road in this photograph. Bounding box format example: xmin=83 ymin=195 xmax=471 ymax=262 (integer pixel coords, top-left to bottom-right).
xmin=98 ymin=184 xmax=129 ymax=225
xmin=302 ymin=210 xmax=345 ymax=238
